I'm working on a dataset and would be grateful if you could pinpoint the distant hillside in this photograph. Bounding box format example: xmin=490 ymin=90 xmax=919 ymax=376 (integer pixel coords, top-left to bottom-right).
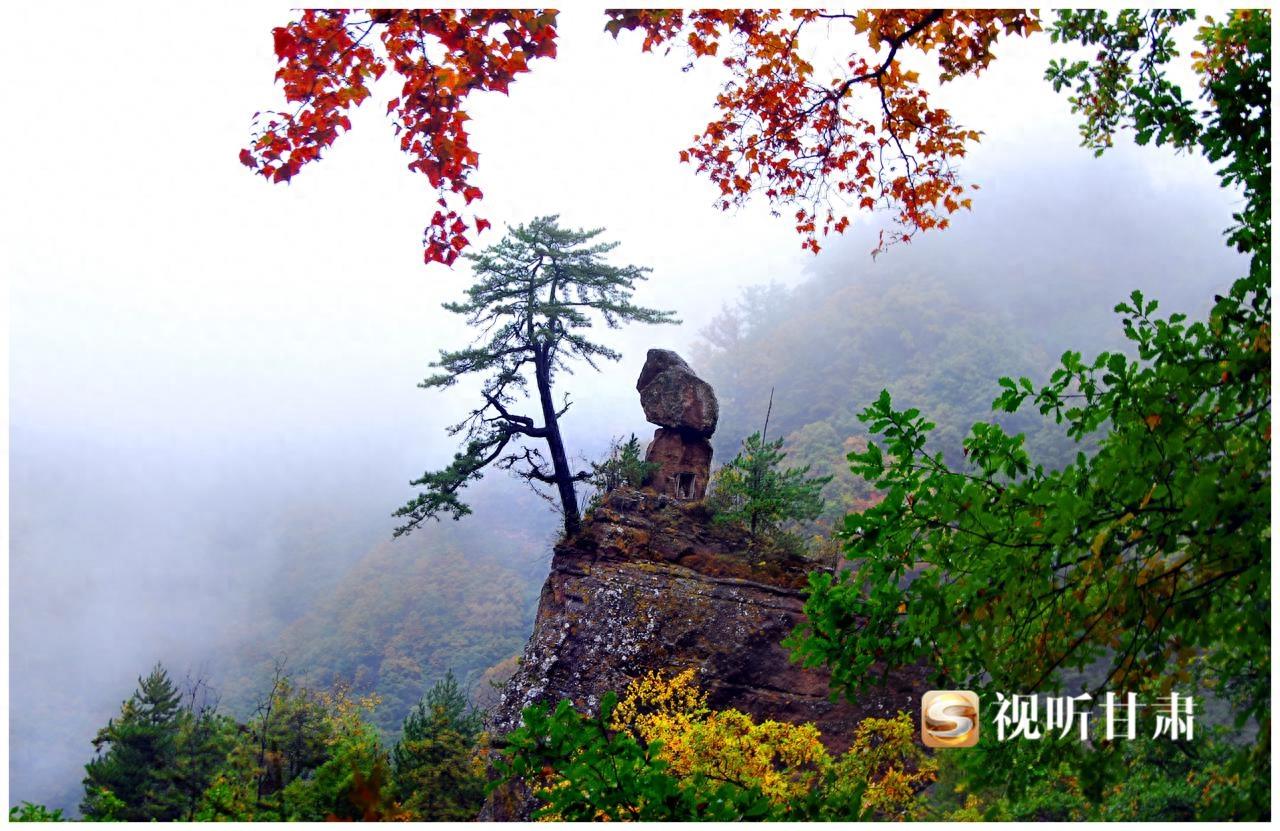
xmin=216 ymin=481 xmax=558 ymax=736
xmin=693 ymin=219 xmax=1235 ymax=522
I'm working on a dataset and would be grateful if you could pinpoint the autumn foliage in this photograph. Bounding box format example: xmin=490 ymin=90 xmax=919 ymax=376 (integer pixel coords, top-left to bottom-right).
xmin=605 ymin=9 xmax=1040 ymax=253
xmin=502 ymin=668 xmax=936 ymax=821
xmin=244 ymin=9 xmax=1042 ymax=262
xmin=242 ymin=9 xmax=558 ymax=265
xmin=609 ymin=669 xmax=834 ymax=806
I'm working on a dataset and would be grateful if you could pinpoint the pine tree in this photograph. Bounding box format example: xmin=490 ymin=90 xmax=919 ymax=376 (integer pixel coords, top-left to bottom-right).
xmin=394 ymin=216 xmax=678 ymax=538
xmin=391 ymin=671 xmax=486 ymax=820
xmin=170 ymin=683 xmax=236 ymax=821
xmin=82 ymin=664 xmax=185 ymax=821
xmin=712 ymin=432 xmax=832 ymax=537
xmin=587 ymin=434 xmax=660 ymax=510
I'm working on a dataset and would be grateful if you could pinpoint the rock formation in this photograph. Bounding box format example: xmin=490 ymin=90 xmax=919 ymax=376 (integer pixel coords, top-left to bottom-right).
xmin=477 ymin=347 xmax=928 ymax=819
xmin=480 ymin=488 xmax=929 ymax=820
xmin=644 ymin=428 xmax=714 ymax=500
xmin=636 ymin=349 xmax=718 ymax=500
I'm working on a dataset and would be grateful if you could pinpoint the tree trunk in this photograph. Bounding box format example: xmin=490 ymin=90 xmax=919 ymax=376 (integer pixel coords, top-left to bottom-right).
xmin=535 ymin=348 xmax=582 ymax=537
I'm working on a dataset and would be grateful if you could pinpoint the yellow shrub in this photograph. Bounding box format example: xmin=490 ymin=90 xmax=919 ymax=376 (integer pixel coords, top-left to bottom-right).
xmin=830 ymin=712 xmax=938 ymax=820
xmin=610 ymin=667 xmax=706 ymax=743
xmin=612 ymin=669 xmax=830 ymax=805
xmin=541 ymin=672 xmax=936 ymax=820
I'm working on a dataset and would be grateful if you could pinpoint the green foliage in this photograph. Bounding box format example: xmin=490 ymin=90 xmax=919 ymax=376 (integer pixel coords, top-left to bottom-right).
xmin=498 ymin=683 xmax=941 ymax=821
xmin=1047 ymin=10 xmax=1270 ymax=268
xmin=586 ymin=434 xmax=659 ymax=511
xmin=192 ymin=673 xmax=402 ymax=821
xmin=9 ymin=803 xmax=65 ymax=822
xmin=254 ymin=680 xmax=333 ymax=798
xmin=1089 ymin=730 xmax=1269 ymax=821
xmin=278 ymin=716 xmax=390 ymax=821
xmin=496 ymin=695 xmax=778 ymax=821
xmin=709 ymin=431 xmax=832 ymax=538
xmin=395 ymin=215 xmax=677 ymax=538
xmin=793 ymin=9 xmax=1269 ymax=822
xmin=191 ymin=731 xmax=262 ymax=822
xmin=1045 ymin=10 xmax=1202 ymax=156
xmin=792 ymin=272 xmax=1269 ymax=742
xmin=81 ymin=664 xmax=232 ymax=822
xmin=186 ymin=669 xmax=492 ymax=822
xmin=402 ymin=670 xmax=483 ymax=747
xmin=391 ymin=671 xmax=487 ymax=820
xmin=79 ymin=788 xmax=127 ymax=822
xmin=170 ymin=700 xmax=238 ymax=820
xmin=927 ymin=727 xmax=1269 ymax=822
xmin=79 ymin=667 xmax=236 ymax=822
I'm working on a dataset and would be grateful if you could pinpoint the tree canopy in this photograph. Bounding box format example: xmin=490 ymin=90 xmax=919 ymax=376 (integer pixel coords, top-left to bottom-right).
xmin=74 ymin=664 xmax=492 ymax=822
xmin=82 ymin=665 xmax=232 ymax=822
xmin=496 ymin=669 xmax=938 ymax=821
xmin=245 ymin=9 xmax=1048 ymax=262
xmin=391 ymin=671 xmax=486 ymax=820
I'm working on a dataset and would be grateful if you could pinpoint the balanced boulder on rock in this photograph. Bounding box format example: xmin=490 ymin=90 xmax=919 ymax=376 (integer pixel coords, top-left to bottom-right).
xmin=635 ymin=349 xmax=717 ymax=500
xmin=636 ymin=349 xmax=719 ymax=438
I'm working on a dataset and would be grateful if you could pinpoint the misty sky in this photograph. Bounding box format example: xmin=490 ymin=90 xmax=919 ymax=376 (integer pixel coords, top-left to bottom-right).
xmin=5 ymin=6 xmax=1244 ymax=811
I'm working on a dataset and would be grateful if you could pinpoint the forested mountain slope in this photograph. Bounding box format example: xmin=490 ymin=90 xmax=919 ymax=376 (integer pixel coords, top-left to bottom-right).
xmin=216 ymin=483 xmax=557 ymax=737
xmin=694 ymin=185 xmax=1238 ymax=520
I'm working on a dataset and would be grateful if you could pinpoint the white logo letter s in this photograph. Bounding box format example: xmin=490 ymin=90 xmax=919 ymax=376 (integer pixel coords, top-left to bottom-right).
xmin=926 ymin=697 xmax=974 ymax=738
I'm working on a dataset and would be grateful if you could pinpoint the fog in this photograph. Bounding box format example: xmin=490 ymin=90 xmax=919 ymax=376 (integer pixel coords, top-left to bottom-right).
xmin=6 ymin=7 xmax=1242 ymax=813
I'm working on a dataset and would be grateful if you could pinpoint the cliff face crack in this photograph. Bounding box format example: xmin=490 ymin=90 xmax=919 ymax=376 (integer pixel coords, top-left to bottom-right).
xmin=554 ymin=569 xmax=806 ymax=616
xmin=710 ymin=679 xmax=843 ymax=702
xmin=553 ymin=547 xmax=818 ymax=596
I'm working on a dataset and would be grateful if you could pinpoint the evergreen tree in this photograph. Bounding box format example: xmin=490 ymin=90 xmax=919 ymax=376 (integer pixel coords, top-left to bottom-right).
xmin=171 ymin=687 xmax=236 ymax=821
xmin=394 ymin=216 xmax=677 ymax=538
xmin=253 ymin=678 xmax=333 ymax=802
xmin=82 ymin=664 xmax=185 ymax=821
xmin=391 ymin=671 xmax=486 ymax=820
xmin=711 ymin=431 xmax=832 ymax=537
xmin=192 ymin=728 xmax=264 ymax=822
xmin=278 ymin=718 xmax=392 ymax=821
xmin=195 ymin=676 xmax=391 ymax=821
xmin=587 ymin=434 xmax=659 ymax=510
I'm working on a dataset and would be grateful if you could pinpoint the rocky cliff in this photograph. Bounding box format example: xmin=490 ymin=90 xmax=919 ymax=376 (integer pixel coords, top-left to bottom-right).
xmin=481 ymin=485 xmax=928 ymax=820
